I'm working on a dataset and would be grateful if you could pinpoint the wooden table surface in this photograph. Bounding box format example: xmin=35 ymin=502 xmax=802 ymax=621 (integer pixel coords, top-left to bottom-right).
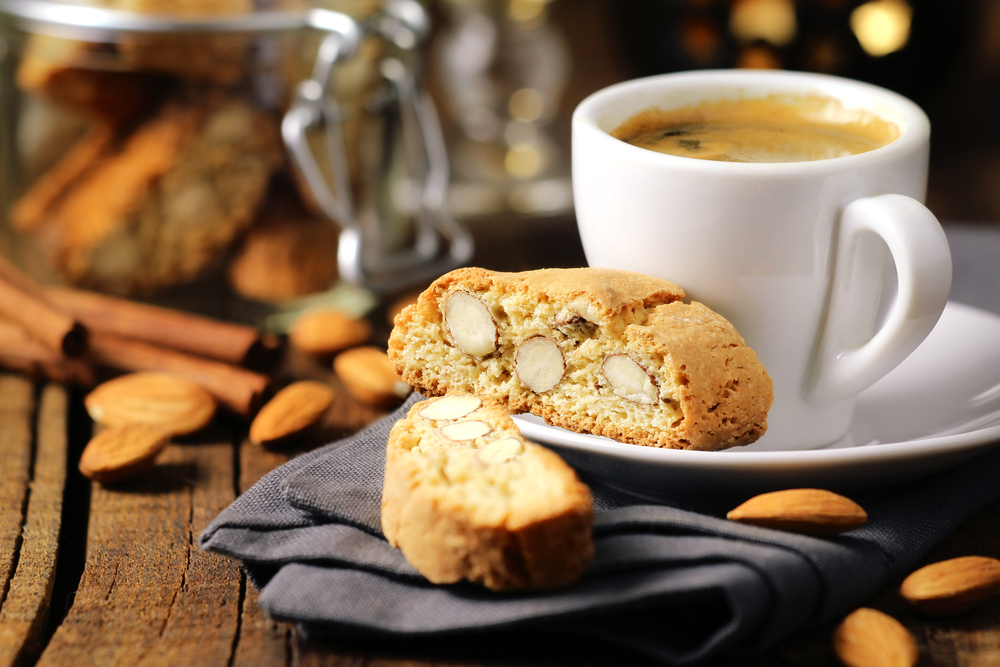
xmin=2 ymin=367 xmax=999 ymax=667
xmin=2 ymin=221 xmax=1000 ymax=667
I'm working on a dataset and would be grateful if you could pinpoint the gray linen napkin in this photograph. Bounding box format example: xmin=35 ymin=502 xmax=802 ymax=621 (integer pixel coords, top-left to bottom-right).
xmin=200 ymin=393 xmax=1000 ymax=665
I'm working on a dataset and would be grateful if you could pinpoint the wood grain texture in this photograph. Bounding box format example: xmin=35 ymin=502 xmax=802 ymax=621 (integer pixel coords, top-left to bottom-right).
xmin=3 ymin=356 xmax=992 ymax=666
xmin=0 ymin=376 xmax=36 ymax=622
xmin=231 ymin=440 xmax=294 ymax=667
xmin=0 ymin=386 xmax=68 ymax=667
xmin=35 ymin=429 xmax=241 ymax=667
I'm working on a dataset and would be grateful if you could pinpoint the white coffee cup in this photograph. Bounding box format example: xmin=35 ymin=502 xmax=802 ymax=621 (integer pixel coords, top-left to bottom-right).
xmin=572 ymin=70 xmax=952 ymax=451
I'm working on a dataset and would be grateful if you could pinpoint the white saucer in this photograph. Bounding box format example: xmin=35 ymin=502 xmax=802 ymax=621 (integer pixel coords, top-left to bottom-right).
xmin=513 ymin=302 xmax=1000 ymax=500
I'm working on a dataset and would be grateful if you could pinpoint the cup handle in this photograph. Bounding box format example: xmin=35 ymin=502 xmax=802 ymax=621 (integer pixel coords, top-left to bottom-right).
xmin=807 ymin=194 xmax=952 ymax=404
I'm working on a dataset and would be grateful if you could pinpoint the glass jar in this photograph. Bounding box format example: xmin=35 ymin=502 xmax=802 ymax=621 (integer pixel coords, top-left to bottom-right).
xmin=0 ymin=0 xmax=471 ymax=322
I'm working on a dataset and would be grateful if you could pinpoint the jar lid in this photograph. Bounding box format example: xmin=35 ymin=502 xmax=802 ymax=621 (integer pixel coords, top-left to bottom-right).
xmin=0 ymin=0 xmax=362 ymax=39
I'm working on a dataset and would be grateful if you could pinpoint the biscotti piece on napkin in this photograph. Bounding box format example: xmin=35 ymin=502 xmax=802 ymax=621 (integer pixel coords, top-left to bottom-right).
xmin=388 ymin=267 xmax=773 ymax=451
xmin=381 ymin=394 xmax=594 ymax=591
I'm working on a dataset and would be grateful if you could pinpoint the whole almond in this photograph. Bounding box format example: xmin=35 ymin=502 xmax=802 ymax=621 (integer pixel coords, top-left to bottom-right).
xmin=834 ymin=608 xmax=918 ymax=667
xmin=334 ymin=346 xmax=411 ymax=406
xmin=899 ymin=555 xmax=1000 ymax=616
xmin=79 ymin=424 xmax=172 ymax=484
xmin=249 ymin=380 xmax=336 ymax=446
xmin=289 ymin=309 xmax=371 ymax=355
xmin=726 ymin=488 xmax=867 ymax=535
xmin=85 ymin=372 xmax=216 ymax=436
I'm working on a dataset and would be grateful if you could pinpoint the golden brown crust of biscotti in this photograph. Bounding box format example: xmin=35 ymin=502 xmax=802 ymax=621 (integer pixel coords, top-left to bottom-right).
xmin=388 ymin=267 xmax=773 ymax=451
xmin=381 ymin=395 xmax=594 ymax=590
xmin=409 ymin=266 xmax=686 ymax=334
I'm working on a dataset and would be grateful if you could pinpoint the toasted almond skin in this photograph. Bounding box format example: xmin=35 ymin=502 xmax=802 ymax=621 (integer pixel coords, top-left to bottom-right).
xmin=334 ymin=346 xmax=411 ymax=406
xmin=289 ymin=310 xmax=371 ymax=355
xmin=834 ymin=608 xmax=918 ymax=667
xmin=899 ymin=556 xmax=1000 ymax=616
xmin=249 ymin=380 xmax=336 ymax=445
xmin=79 ymin=424 xmax=171 ymax=485
xmin=85 ymin=372 xmax=216 ymax=436
xmin=726 ymin=488 xmax=867 ymax=535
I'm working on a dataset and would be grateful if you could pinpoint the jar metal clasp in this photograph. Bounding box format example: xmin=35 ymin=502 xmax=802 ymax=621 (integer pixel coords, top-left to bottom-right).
xmin=284 ymin=1 xmax=473 ymax=295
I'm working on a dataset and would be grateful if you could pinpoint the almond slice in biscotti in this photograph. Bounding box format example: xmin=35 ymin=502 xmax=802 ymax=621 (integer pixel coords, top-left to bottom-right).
xmin=387 ymin=267 xmax=774 ymax=451
xmin=381 ymin=394 xmax=594 ymax=591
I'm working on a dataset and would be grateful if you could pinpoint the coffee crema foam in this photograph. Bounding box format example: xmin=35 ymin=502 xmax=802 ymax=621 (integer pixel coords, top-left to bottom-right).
xmin=611 ymin=95 xmax=900 ymax=163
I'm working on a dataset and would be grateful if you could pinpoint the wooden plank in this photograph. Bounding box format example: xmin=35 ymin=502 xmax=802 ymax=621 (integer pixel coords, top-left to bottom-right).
xmin=231 ymin=441 xmax=294 ymax=667
xmin=233 ymin=570 xmax=294 ymax=667
xmin=36 ymin=428 xmax=242 ymax=667
xmin=230 ymin=378 xmax=386 ymax=667
xmin=293 ymin=638 xmax=370 ymax=667
xmin=0 ymin=385 xmax=68 ymax=667
xmin=0 ymin=375 xmax=36 ymax=621
xmin=132 ymin=430 xmax=243 ymax=667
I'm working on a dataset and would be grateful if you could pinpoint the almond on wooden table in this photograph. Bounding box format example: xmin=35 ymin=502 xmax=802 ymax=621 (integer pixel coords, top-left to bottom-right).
xmin=726 ymin=488 xmax=867 ymax=535
xmin=79 ymin=423 xmax=172 ymax=485
xmin=249 ymin=380 xmax=336 ymax=446
xmin=899 ymin=555 xmax=1000 ymax=616
xmin=289 ymin=309 xmax=371 ymax=355
xmin=834 ymin=607 xmax=918 ymax=667
xmin=85 ymin=371 xmax=217 ymax=435
xmin=334 ymin=346 xmax=411 ymax=406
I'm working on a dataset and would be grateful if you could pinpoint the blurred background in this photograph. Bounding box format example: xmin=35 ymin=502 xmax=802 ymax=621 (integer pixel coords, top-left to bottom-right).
xmin=427 ymin=0 xmax=999 ymax=244
xmin=432 ymin=0 xmax=1000 ymax=221
xmin=1 ymin=0 xmax=996 ymax=315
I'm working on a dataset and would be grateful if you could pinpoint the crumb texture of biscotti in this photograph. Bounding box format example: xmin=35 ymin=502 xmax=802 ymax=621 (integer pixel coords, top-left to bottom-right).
xmin=381 ymin=395 xmax=594 ymax=590
xmin=388 ymin=267 xmax=773 ymax=451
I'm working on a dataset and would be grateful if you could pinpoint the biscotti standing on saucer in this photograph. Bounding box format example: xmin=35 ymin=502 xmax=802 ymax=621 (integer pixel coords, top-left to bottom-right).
xmin=388 ymin=267 xmax=773 ymax=451
xmin=381 ymin=394 xmax=594 ymax=590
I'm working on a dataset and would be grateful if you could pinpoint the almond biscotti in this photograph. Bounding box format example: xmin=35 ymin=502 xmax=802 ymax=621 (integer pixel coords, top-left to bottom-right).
xmin=388 ymin=267 xmax=773 ymax=451
xmin=381 ymin=394 xmax=593 ymax=590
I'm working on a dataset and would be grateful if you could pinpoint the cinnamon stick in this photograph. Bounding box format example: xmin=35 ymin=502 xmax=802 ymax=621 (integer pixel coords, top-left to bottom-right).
xmin=0 ymin=318 xmax=96 ymax=385
xmin=47 ymin=286 xmax=282 ymax=369
xmin=0 ymin=256 xmax=87 ymax=357
xmin=88 ymin=331 xmax=271 ymax=416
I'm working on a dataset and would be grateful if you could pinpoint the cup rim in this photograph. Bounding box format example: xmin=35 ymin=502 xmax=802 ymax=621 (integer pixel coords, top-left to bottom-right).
xmin=572 ymin=69 xmax=930 ymax=173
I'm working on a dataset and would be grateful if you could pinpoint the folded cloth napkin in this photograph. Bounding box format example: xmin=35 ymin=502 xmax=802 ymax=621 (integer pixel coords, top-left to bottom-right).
xmin=200 ymin=394 xmax=1000 ymax=665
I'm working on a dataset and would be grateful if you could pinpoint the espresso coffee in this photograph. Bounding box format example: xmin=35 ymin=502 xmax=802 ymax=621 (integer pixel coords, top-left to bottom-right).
xmin=611 ymin=95 xmax=899 ymax=163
